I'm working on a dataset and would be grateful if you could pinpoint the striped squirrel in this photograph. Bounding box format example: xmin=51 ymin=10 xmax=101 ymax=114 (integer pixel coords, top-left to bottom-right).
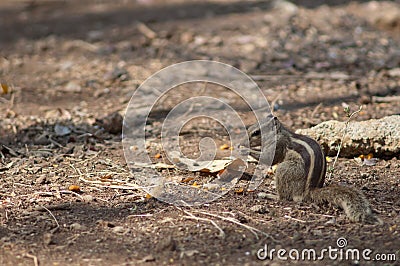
xmin=245 ymin=114 xmax=381 ymax=224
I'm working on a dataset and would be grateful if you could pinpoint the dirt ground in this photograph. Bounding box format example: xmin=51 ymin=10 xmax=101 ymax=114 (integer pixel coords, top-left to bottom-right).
xmin=0 ymin=0 xmax=400 ymax=265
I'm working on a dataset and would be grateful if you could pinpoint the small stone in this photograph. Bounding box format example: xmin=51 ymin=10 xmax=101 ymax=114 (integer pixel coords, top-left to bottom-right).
xmin=64 ymin=81 xmax=82 ymax=93
xmin=112 ymin=226 xmax=128 ymax=234
xmin=360 ymin=172 xmax=369 ymax=179
xmin=95 ymin=112 xmax=123 ymax=135
xmin=250 ymin=205 xmax=268 ymax=214
xmin=82 ymin=195 xmax=94 ymax=202
xmin=180 ymin=32 xmax=194 ymax=44
xmin=36 ymin=175 xmax=47 ymax=185
xmin=360 ymin=95 xmax=371 ymax=104
xmin=272 ymin=0 xmax=298 ymax=16
xmin=87 ymin=30 xmax=104 ymax=42
xmin=257 ymin=192 xmax=268 ymax=199
xmin=70 ymin=223 xmax=86 ymax=231
xmin=104 ymin=67 xmax=129 ymax=82
xmin=388 ymin=68 xmax=400 ymax=77
xmin=54 ymin=124 xmax=71 ymax=136
xmin=43 ymin=233 xmax=54 ymax=245
xmin=157 ymin=236 xmax=176 ymax=251
xmin=292 ymin=232 xmax=302 ymax=242
xmin=141 ymin=254 xmax=155 ymax=262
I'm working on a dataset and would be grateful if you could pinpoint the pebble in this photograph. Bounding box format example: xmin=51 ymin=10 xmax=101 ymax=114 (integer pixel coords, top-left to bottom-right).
xmin=36 ymin=175 xmax=47 ymax=185
xmin=64 ymin=81 xmax=82 ymax=93
xmin=112 ymin=226 xmax=128 ymax=234
xmin=70 ymin=223 xmax=86 ymax=231
xmin=250 ymin=205 xmax=268 ymax=214
xmin=257 ymin=192 xmax=268 ymax=199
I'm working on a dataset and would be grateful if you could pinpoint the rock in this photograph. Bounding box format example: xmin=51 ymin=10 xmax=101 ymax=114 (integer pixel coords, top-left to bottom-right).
xmin=141 ymin=254 xmax=155 ymax=262
xmin=157 ymin=236 xmax=176 ymax=251
xmin=70 ymin=223 xmax=86 ymax=231
xmin=54 ymin=124 xmax=71 ymax=136
xmin=82 ymin=195 xmax=94 ymax=202
xmin=63 ymin=81 xmax=82 ymax=93
xmin=104 ymin=67 xmax=129 ymax=82
xmin=250 ymin=204 xmax=268 ymax=214
xmin=272 ymin=0 xmax=298 ymax=17
xmin=257 ymin=192 xmax=268 ymax=199
xmin=112 ymin=225 xmax=129 ymax=234
xmin=296 ymin=115 xmax=400 ymax=157
xmin=95 ymin=112 xmax=123 ymax=134
xmin=87 ymin=30 xmax=104 ymax=42
xmin=36 ymin=175 xmax=47 ymax=185
xmin=388 ymin=68 xmax=400 ymax=77
xmin=43 ymin=233 xmax=54 ymax=245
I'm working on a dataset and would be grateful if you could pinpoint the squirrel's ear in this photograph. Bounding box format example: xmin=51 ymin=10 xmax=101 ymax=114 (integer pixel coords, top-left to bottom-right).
xmin=273 ymin=116 xmax=281 ymax=130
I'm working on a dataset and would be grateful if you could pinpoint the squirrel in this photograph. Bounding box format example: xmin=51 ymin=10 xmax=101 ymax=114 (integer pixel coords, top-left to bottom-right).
xmin=244 ymin=114 xmax=381 ymax=224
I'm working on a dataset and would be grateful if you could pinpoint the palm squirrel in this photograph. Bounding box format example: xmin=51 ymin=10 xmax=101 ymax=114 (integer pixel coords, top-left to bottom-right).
xmin=244 ymin=114 xmax=381 ymax=224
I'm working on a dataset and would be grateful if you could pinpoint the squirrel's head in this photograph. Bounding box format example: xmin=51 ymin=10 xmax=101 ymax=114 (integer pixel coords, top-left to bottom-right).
xmin=239 ymin=114 xmax=282 ymax=159
xmin=247 ymin=114 xmax=281 ymax=144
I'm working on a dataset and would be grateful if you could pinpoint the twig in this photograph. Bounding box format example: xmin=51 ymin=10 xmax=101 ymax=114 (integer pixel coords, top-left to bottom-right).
xmin=192 ymin=210 xmax=274 ymax=241
xmin=59 ymin=190 xmax=85 ymax=200
xmin=328 ymin=105 xmax=362 ymax=179
xmin=284 ymin=215 xmax=306 ymax=223
xmin=40 ymin=205 xmax=60 ymax=228
xmin=270 ymin=93 xmax=282 ymax=112
xmin=69 ymin=164 xmax=83 ymax=175
xmin=180 ymin=208 xmax=225 ymax=238
xmin=183 ymin=215 xmax=225 ymax=238
xmin=24 ymin=253 xmax=39 ymax=266
xmin=372 ymin=95 xmax=400 ymax=103
xmin=129 ymin=213 xmax=153 ymax=217
xmin=137 ymin=22 xmax=157 ymax=39
xmin=13 ymin=182 xmax=32 ymax=187
xmin=311 ymin=102 xmax=323 ymax=118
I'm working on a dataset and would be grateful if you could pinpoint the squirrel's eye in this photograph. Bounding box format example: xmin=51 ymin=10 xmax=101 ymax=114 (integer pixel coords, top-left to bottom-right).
xmin=251 ymin=129 xmax=260 ymax=136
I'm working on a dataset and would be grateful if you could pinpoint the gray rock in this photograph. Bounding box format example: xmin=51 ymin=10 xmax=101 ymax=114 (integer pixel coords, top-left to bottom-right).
xmin=296 ymin=115 xmax=400 ymax=157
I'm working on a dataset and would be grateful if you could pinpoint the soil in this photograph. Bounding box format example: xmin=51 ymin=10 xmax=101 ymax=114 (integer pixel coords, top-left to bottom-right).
xmin=0 ymin=0 xmax=399 ymax=265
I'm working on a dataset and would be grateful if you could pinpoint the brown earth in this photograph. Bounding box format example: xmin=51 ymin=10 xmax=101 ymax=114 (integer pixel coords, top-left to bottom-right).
xmin=0 ymin=0 xmax=399 ymax=265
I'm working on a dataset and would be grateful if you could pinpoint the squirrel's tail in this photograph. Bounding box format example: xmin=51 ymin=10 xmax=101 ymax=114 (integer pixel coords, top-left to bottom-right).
xmin=308 ymin=185 xmax=382 ymax=224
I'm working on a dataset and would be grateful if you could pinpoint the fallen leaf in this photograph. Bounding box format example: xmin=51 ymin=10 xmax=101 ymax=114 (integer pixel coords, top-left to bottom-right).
xmin=154 ymin=153 xmax=162 ymax=159
xmin=219 ymin=144 xmax=230 ymax=150
xmin=1 ymin=83 xmax=9 ymax=94
xmin=100 ymin=174 xmax=113 ymax=182
xmin=181 ymin=177 xmax=194 ymax=183
xmin=145 ymin=193 xmax=152 ymax=199
xmin=68 ymin=185 xmax=81 ymax=192
xmin=191 ymin=182 xmax=201 ymax=188
xmin=235 ymin=187 xmax=244 ymax=194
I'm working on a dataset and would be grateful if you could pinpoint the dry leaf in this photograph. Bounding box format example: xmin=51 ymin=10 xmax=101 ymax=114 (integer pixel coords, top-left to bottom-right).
xmin=219 ymin=144 xmax=230 ymax=150
xmin=154 ymin=153 xmax=162 ymax=159
xmin=1 ymin=83 xmax=9 ymax=94
xmin=100 ymin=174 xmax=112 ymax=182
xmin=68 ymin=185 xmax=81 ymax=192
xmin=145 ymin=193 xmax=152 ymax=199
xmin=191 ymin=181 xmax=201 ymax=188
xmin=181 ymin=177 xmax=194 ymax=183
xmin=235 ymin=187 xmax=244 ymax=194
xmin=363 ymin=158 xmax=378 ymax=166
xmin=217 ymin=169 xmax=225 ymax=176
